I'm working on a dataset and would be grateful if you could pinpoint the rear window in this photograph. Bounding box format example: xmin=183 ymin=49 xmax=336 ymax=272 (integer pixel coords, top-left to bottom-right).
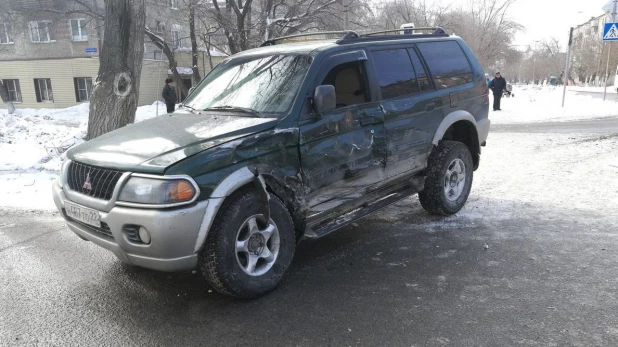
xmin=417 ymin=41 xmax=473 ymax=89
xmin=372 ymin=49 xmax=419 ymax=99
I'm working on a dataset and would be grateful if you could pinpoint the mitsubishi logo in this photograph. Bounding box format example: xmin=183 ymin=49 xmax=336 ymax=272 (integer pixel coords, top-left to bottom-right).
xmin=83 ymin=172 xmax=92 ymax=190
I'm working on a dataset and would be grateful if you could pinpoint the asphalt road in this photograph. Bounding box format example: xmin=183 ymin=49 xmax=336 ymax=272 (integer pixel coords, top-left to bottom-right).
xmin=1 ymin=120 xmax=618 ymax=347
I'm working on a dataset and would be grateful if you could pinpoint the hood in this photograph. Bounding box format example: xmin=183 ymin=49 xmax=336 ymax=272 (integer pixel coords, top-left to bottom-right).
xmin=68 ymin=110 xmax=279 ymax=173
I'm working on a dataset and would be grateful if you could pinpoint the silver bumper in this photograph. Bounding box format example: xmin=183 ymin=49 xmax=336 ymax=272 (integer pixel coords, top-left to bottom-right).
xmin=52 ymin=180 xmax=208 ymax=272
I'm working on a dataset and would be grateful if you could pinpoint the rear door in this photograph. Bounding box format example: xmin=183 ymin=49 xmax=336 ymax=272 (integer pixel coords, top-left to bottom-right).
xmin=370 ymin=46 xmax=444 ymax=179
xmin=298 ymin=50 xmax=387 ymax=210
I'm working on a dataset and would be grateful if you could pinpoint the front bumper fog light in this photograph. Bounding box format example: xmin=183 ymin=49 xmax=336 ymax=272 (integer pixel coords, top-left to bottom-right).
xmin=138 ymin=226 xmax=151 ymax=244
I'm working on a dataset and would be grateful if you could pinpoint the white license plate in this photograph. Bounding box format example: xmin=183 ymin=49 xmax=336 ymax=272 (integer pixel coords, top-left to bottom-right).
xmin=65 ymin=201 xmax=101 ymax=228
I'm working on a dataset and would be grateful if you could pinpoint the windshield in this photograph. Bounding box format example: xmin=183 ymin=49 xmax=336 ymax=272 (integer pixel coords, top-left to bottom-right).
xmin=183 ymin=54 xmax=312 ymax=116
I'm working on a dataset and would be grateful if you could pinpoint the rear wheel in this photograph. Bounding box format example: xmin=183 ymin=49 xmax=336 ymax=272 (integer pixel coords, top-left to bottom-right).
xmin=419 ymin=141 xmax=474 ymax=215
xmin=199 ymin=189 xmax=295 ymax=298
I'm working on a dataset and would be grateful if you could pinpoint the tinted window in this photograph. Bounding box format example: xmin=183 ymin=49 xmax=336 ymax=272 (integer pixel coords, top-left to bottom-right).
xmin=407 ymin=48 xmax=431 ymax=91
xmin=372 ymin=49 xmax=419 ymax=99
xmin=417 ymin=41 xmax=473 ymax=89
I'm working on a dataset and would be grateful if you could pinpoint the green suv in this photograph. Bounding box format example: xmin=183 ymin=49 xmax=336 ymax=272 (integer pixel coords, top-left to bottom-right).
xmin=52 ymin=28 xmax=490 ymax=298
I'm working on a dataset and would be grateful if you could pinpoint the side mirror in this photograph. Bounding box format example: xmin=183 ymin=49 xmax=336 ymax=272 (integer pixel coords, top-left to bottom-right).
xmin=313 ymin=85 xmax=336 ymax=114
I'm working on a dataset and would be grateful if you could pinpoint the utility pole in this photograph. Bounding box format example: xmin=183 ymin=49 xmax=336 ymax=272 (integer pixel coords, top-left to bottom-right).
xmin=562 ymin=27 xmax=573 ymax=107
xmin=603 ymin=0 xmax=618 ymax=101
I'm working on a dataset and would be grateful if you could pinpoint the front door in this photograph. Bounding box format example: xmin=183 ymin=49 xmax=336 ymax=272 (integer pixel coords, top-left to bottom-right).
xmin=299 ymin=50 xmax=387 ymax=211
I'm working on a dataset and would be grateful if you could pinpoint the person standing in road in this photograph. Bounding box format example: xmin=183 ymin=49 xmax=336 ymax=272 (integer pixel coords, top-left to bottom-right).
xmin=489 ymin=72 xmax=506 ymax=111
xmin=162 ymin=78 xmax=177 ymax=113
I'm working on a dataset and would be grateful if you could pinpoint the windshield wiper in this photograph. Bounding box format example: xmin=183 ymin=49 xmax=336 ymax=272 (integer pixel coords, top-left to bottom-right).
xmin=203 ymin=106 xmax=263 ymax=118
xmin=178 ymin=104 xmax=198 ymax=112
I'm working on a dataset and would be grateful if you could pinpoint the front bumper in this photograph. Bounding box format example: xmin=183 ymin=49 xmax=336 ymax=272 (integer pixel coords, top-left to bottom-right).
xmin=52 ymin=180 xmax=208 ymax=272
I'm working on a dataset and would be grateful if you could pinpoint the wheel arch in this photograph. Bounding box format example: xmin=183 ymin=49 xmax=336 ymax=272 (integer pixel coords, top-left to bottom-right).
xmin=193 ymin=167 xmax=304 ymax=253
xmin=433 ymin=111 xmax=481 ymax=170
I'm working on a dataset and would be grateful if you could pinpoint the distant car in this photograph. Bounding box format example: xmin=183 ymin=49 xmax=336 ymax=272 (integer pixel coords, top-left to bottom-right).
xmin=52 ymin=27 xmax=490 ymax=298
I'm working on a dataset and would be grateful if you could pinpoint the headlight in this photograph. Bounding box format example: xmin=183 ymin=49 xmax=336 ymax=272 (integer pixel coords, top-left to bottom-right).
xmin=118 ymin=176 xmax=198 ymax=206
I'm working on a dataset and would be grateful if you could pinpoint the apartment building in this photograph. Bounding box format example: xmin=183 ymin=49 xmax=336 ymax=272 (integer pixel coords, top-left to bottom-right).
xmin=571 ymin=12 xmax=618 ymax=85
xmin=0 ymin=0 xmax=224 ymax=109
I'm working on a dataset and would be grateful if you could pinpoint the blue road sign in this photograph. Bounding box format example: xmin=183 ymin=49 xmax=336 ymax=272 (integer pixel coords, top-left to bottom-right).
xmin=85 ymin=47 xmax=98 ymax=53
xmin=603 ymin=22 xmax=618 ymax=41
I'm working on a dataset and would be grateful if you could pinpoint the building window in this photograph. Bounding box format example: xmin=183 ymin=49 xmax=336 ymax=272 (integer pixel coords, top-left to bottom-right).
xmin=3 ymin=80 xmax=21 ymax=102
xmin=29 ymin=21 xmax=55 ymax=43
xmin=154 ymin=50 xmax=162 ymax=60
xmin=170 ymin=0 xmax=178 ymax=9
xmin=74 ymin=77 xmax=93 ymax=102
xmin=156 ymin=21 xmax=166 ymax=33
xmin=70 ymin=19 xmax=88 ymax=41
xmin=34 ymin=79 xmax=54 ymax=102
xmin=0 ymin=23 xmax=13 ymax=44
xmin=171 ymin=26 xmax=181 ymax=48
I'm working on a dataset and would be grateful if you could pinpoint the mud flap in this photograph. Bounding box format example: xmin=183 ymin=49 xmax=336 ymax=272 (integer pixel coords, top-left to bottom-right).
xmin=252 ymin=169 xmax=271 ymax=222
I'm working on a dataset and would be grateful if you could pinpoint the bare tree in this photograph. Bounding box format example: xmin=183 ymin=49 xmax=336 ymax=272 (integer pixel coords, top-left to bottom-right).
xmin=86 ymin=0 xmax=146 ymax=140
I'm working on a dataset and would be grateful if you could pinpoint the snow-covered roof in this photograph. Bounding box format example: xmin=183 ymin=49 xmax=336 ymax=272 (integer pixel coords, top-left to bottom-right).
xmin=168 ymin=67 xmax=194 ymax=75
xmin=174 ymin=47 xmax=228 ymax=56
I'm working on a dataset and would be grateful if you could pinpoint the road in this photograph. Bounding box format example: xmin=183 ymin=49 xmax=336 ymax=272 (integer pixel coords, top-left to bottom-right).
xmin=1 ymin=119 xmax=618 ymax=347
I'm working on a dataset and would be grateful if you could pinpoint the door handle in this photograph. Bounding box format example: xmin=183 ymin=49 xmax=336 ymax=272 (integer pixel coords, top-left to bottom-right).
xmin=359 ymin=118 xmax=374 ymax=126
xmin=425 ymin=103 xmax=436 ymax=111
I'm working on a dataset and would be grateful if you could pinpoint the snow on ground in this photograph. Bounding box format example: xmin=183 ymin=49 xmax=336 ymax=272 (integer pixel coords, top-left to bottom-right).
xmin=0 ymin=85 xmax=617 ymax=210
xmin=0 ymin=102 xmax=166 ymax=209
xmin=491 ymin=85 xmax=618 ymax=124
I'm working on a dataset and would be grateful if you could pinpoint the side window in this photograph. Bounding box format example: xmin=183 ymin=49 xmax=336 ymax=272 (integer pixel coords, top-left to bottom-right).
xmin=407 ymin=49 xmax=431 ymax=92
xmin=321 ymin=61 xmax=368 ymax=108
xmin=417 ymin=41 xmax=473 ymax=89
xmin=372 ymin=49 xmax=418 ymax=99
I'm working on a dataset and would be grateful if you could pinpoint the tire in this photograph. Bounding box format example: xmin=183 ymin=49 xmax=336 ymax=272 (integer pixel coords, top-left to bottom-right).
xmin=418 ymin=141 xmax=474 ymax=216
xmin=199 ymin=188 xmax=296 ymax=299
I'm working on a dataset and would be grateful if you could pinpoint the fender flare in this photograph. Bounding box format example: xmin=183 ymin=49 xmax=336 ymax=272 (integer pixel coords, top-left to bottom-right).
xmin=193 ymin=167 xmax=265 ymax=253
xmin=432 ymin=110 xmax=479 ymax=146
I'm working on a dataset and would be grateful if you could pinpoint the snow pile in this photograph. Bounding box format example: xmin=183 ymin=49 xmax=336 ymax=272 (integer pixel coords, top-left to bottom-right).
xmin=491 ymin=85 xmax=618 ymax=124
xmin=0 ymin=102 xmax=165 ymax=173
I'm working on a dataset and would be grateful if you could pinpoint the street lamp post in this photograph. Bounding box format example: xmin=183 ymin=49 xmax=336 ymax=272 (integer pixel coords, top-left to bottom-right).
xmin=604 ymin=0 xmax=618 ymax=101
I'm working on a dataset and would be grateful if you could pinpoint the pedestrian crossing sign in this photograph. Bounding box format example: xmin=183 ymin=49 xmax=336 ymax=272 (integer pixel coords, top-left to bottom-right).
xmin=603 ymin=23 xmax=618 ymax=41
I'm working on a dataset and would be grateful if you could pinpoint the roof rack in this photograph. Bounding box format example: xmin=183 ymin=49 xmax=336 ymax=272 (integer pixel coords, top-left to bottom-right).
xmin=258 ymin=27 xmax=448 ymax=47
xmin=260 ymin=31 xmax=359 ymax=47
xmin=360 ymin=27 xmax=447 ymax=37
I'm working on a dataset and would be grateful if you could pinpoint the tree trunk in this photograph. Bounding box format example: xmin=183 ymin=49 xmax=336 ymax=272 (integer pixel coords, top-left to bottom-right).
xmin=189 ymin=4 xmax=201 ymax=85
xmin=86 ymin=0 xmax=146 ymax=140
xmin=0 ymin=80 xmax=16 ymax=114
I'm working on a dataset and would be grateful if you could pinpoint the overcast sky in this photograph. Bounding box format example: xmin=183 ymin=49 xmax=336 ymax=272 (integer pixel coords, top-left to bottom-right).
xmin=427 ymin=0 xmax=612 ymax=48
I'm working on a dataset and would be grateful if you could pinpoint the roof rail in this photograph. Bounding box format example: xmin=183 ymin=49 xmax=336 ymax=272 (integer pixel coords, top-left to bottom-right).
xmin=360 ymin=27 xmax=447 ymax=37
xmin=261 ymin=31 xmax=360 ymax=47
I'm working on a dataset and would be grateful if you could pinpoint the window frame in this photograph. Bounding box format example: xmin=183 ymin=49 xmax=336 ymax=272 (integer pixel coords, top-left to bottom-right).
xmin=3 ymin=79 xmax=22 ymax=103
xmin=156 ymin=21 xmax=166 ymax=33
xmin=69 ymin=19 xmax=88 ymax=42
xmin=74 ymin=77 xmax=93 ymax=102
xmin=0 ymin=23 xmax=13 ymax=44
xmin=169 ymin=0 xmax=178 ymax=9
xmin=34 ymin=78 xmax=54 ymax=103
xmin=171 ymin=24 xmax=182 ymax=48
xmin=29 ymin=21 xmax=56 ymax=43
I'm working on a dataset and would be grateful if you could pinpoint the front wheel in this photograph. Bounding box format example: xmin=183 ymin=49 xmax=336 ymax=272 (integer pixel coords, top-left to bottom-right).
xmin=199 ymin=189 xmax=296 ymax=298
xmin=419 ymin=141 xmax=474 ymax=215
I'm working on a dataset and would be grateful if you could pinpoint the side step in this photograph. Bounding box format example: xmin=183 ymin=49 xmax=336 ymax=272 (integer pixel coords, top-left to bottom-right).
xmin=304 ymin=183 xmax=422 ymax=239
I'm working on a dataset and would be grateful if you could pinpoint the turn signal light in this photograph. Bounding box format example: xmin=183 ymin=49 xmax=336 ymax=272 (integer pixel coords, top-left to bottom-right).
xmin=170 ymin=180 xmax=195 ymax=202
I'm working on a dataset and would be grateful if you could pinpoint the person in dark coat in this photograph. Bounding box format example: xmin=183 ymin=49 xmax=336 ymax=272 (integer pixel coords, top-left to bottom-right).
xmin=489 ymin=72 xmax=506 ymax=111
xmin=162 ymin=78 xmax=177 ymax=113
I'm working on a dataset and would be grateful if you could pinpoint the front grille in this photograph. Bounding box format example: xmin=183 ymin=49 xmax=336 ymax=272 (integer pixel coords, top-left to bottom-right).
xmin=67 ymin=161 xmax=123 ymax=200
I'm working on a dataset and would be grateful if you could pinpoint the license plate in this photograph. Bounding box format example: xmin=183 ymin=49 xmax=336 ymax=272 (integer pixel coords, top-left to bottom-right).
xmin=65 ymin=201 xmax=101 ymax=228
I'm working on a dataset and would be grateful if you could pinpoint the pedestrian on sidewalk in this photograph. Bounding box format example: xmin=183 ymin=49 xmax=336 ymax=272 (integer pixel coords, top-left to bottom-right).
xmin=489 ymin=72 xmax=506 ymax=111
xmin=162 ymin=78 xmax=177 ymax=113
